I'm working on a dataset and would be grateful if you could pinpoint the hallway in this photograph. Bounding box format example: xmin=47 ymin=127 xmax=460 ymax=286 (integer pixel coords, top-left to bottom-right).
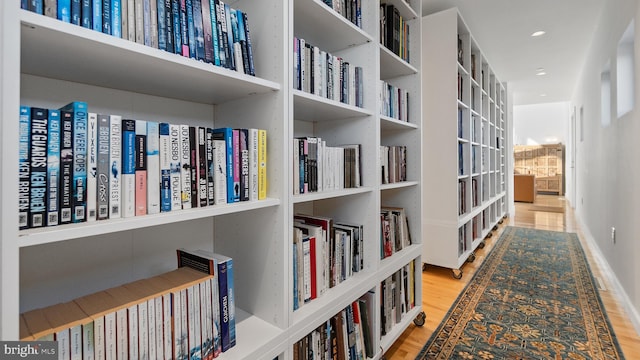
xmin=385 ymin=195 xmax=640 ymax=359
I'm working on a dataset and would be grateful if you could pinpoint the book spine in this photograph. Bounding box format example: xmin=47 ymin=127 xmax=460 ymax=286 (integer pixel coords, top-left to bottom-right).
xmin=108 ymin=115 xmax=121 ymax=219
xmin=61 ymin=102 xmax=88 ymax=223
xmin=206 ymin=128 xmax=215 ymax=205
xmin=200 ymin=280 xmax=213 ymax=360
xmin=104 ymin=312 xmax=116 ymax=360
xmin=44 ymin=0 xmax=57 ymax=18
xmin=249 ymin=128 xmax=258 ymax=201
xmin=138 ymin=301 xmax=149 ymax=360
xmin=159 ymin=123 xmax=172 ymax=212
xmin=127 ymin=0 xmax=135 ymax=42
xmin=29 ymin=0 xmax=43 ymax=14
xmin=115 ymin=309 xmax=127 ymax=360
xmin=211 ymin=276 xmax=221 ymax=357
xmin=258 ymin=129 xmax=266 ymax=200
xmin=81 ymin=0 xmax=92 ymax=28
xmin=102 ymin=0 xmax=111 ymax=34
xmin=236 ymin=10 xmax=250 ymax=75
xmin=19 ymin=106 xmax=31 ymax=229
xmin=135 ymin=119 xmax=148 ymax=216
xmin=121 ymin=0 xmax=128 ymax=39
xmin=201 ymin=0 xmax=213 ymax=63
xmin=189 ymin=126 xmax=198 ymax=208
xmin=217 ymin=260 xmax=229 ymax=351
xmin=162 ymin=294 xmax=171 ymax=360
xmin=239 ymin=129 xmax=249 ymax=201
xmin=82 ymin=322 xmax=95 ymax=360
xmin=70 ymin=324 xmax=83 ymax=360
xmin=227 ymin=258 xmax=236 ymax=348
xmin=157 ymin=0 xmax=167 ymax=51
xmin=97 ymin=114 xmax=110 ymax=220
xmin=87 ymin=112 xmax=98 ymax=222
xmin=222 ymin=2 xmax=234 ymax=70
xmin=190 ymin=285 xmax=203 ymax=360
xmin=169 ymin=124 xmax=182 ymax=211
xmin=150 ymin=0 xmax=159 ymax=48
xmin=179 ymin=290 xmax=188 ymax=359
xmin=208 ymin=0 xmax=220 ymax=66
xmin=128 ymin=305 xmax=139 ymax=360
xmin=45 ymin=109 xmax=61 ymax=227
xmin=212 ymin=128 xmax=233 ymax=203
xmin=172 ymin=0 xmax=182 ymax=54
xmin=231 ymin=129 xmax=240 ymax=202
xmin=92 ymin=0 xmax=102 ymax=31
xmin=59 ymin=111 xmax=74 ymax=224
xmin=29 ymin=108 xmax=48 ymax=229
xmin=93 ymin=316 xmax=105 ymax=360
xmin=142 ymin=0 xmax=151 ymax=46
xmin=192 ymin=0 xmax=205 ymax=61
xmin=121 ymin=119 xmax=136 ymax=218
xmin=112 ymin=0 xmax=122 ymax=38
xmin=217 ymin=1 xmax=231 ymax=68
xmin=71 ymin=0 xmax=81 ymax=25
xmin=135 ymin=0 xmax=144 ymax=44
xmin=148 ymin=298 xmax=157 ymax=360
xmin=146 ymin=121 xmax=160 ymax=214
xmin=58 ymin=0 xmax=71 ymax=22
xmin=212 ymin=139 xmax=227 ymax=204
xmin=213 ymin=0 xmax=225 ymax=67
xmin=180 ymin=124 xmax=192 ymax=209
xmin=186 ymin=0 xmax=196 ymax=58
xmin=198 ymin=127 xmax=208 ymax=207
xmin=165 ymin=0 xmax=174 ymax=53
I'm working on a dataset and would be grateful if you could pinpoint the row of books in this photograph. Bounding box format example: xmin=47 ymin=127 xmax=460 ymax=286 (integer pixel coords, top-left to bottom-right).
xmin=293 ymin=138 xmax=361 ymax=195
xmin=293 ymin=214 xmax=364 ymax=310
xmin=380 ymin=4 xmax=410 ymax=63
xmin=22 ymin=0 xmax=255 ymax=75
xmin=458 ymin=179 xmax=466 ymax=216
xmin=293 ymin=292 xmax=375 ymax=360
xmin=380 ymin=80 xmax=410 ymax=122
xmin=458 ymin=223 xmax=468 ymax=256
xmin=380 ymin=206 xmax=411 ymax=260
xmin=21 ymin=260 xmax=235 ymax=360
xmin=380 ymin=261 xmax=416 ymax=336
xmin=380 ymin=145 xmax=407 ymax=184
xmin=321 ymin=0 xmax=362 ymax=29
xmin=293 ymin=37 xmax=365 ymax=108
xmin=19 ymin=103 xmax=267 ymax=230
xmin=458 ymin=142 xmax=465 ymax=176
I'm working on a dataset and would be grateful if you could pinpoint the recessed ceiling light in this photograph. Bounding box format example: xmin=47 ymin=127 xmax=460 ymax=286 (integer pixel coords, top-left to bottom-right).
xmin=540 ymin=93 xmax=547 ymax=97
xmin=531 ymin=30 xmax=546 ymax=37
xmin=536 ymin=71 xmax=547 ymax=76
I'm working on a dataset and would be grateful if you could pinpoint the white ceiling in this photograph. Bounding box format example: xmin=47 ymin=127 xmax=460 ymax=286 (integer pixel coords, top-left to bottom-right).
xmin=422 ymin=0 xmax=606 ymax=106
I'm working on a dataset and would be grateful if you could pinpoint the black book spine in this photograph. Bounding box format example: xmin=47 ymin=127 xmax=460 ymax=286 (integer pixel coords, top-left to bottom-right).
xmin=189 ymin=126 xmax=199 ymax=208
xmin=59 ymin=111 xmax=74 ymax=224
xmin=198 ymin=127 xmax=208 ymax=207
xmin=206 ymin=128 xmax=215 ymax=205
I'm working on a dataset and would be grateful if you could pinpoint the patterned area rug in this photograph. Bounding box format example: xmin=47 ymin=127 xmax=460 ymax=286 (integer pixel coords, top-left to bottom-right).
xmin=417 ymin=226 xmax=625 ymax=359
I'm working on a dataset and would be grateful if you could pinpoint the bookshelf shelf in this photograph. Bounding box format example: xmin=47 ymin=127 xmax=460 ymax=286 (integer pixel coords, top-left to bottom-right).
xmin=292 ymin=187 xmax=374 ymax=203
xmin=380 ymin=181 xmax=419 ymax=191
xmin=380 ymin=115 xmax=419 ymax=131
xmin=422 ymin=8 xmax=508 ymax=274
xmin=380 ymin=45 xmax=419 ymax=79
xmin=293 ymin=90 xmax=373 ymax=121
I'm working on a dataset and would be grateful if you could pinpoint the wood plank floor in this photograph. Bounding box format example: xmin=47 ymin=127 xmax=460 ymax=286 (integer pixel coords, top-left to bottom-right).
xmin=384 ymin=195 xmax=640 ymax=359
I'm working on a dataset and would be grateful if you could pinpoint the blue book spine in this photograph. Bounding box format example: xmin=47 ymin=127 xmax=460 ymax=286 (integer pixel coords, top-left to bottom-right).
xmin=121 ymin=119 xmax=136 ymax=218
xmin=71 ymin=0 xmax=81 ymax=25
xmin=192 ymin=0 xmax=205 ymax=61
xmin=226 ymin=258 xmax=235 ymax=348
xmin=292 ymin=240 xmax=298 ymax=310
xmin=159 ymin=123 xmax=172 ymax=212
xmin=172 ymin=0 xmax=182 ymax=54
xmin=216 ymin=260 xmax=229 ymax=351
xmin=22 ymin=0 xmax=29 ymax=10
xmin=58 ymin=0 xmax=71 ymax=22
xmin=81 ymin=0 xmax=92 ymax=28
xmin=19 ymin=106 xmax=31 ymax=230
xmin=92 ymin=0 xmax=102 ymax=31
xmin=47 ymin=109 xmax=61 ymax=226
xmin=241 ymin=12 xmax=255 ymax=76
xmin=112 ymin=0 xmax=121 ymax=38
xmin=201 ymin=0 xmax=213 ymax=63
xmin=60 ymin=101 xmax=88 ymax=223
xmin=29 ymin=0 xmax=44 ymax=14
xmin=186 ymin=0 xmax=196 ymax=58
xmin=179 ymin=0 xmax=189 ymax=56
xmin=208 ymin=0 xmax=220 ymax=66
xmin=164 ymin=0 xmax=174 ymax=53
xmin=143 ymin=0 xmax=151 ymax=46
xmin=102 ymin=0 xmax=112 ymax=34
xmin=235 ymin=10 xmax=250 ymax=75
xmin=212 ymin=128 xmax=233 ymax=204
xmin=214 ymin=0 xmax=227 ymax=68
xmin=59 ymin=111 xmax=74 ymax=224
xmin=29 ymin=108 xmax=48 ymax=229
xmin=157 ymin=0 xmax=167 ymax=51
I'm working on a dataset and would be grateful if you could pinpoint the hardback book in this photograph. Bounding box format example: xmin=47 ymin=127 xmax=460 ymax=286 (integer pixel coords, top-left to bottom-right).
xmin=294 ymin=221 xmax=324 ymax=297
xmin=46 ymin=109 xmax=61 ymax=227
xmin=146 ymin=121 xmax=160 ymax=215
xmin=200 ymin=0 xmax=213 ymax=63
xmin=218 ymin=1 xmax=232 ymax=69
xmin=189 ymin=126 xmax=199 ymax=208
xmin=19 ymin=106 xmax=31 ymax=229
xmin=169 ymin=124 xmax=183 ymax=211
xmin=240 ymin=11 xmax=255 ymax=76
xmin=59 ymin=110 xmax=74 ymax=224
xmin=87 ymin=112 xmax=98 ymax=222
xmin=135 ymin=119 xmax=148 ymax=216
xmin=179 ymin=124 xmax=192 ymax=209
xmin=179 ymin=0 xmax=189 ymax=56
xmin=159 ymin=123 xmax=172 ymax=212
xmin=214 ymin=0 xmax=228 ymax=68
xmin=258 ymin=129 xmax=266 ymax=200
xmin=70 ymin=0 xmax=81 ymax=25
xmin=212 ymin=128 xmax=233 ymax=202
xmin=121 ymin=119 xmax=136 ymax=217
xmin=109 ymin=115 xmax=122 ymax=219
xmin=97 ymin=114 xmax=111 ymax=221
xmin=198 ymin=127 xmax=208 ymax=207
xmin=60 ymin=101 xmax=88 ymax=223
xmin=29 ymin=107 xmax=48 ymax=229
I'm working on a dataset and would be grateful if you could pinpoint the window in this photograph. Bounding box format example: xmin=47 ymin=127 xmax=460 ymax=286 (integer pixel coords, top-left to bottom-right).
xmin=617 ymin=20 xmax=635 ymax=118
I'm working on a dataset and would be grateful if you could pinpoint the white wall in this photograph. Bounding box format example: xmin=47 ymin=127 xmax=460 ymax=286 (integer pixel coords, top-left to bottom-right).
xmin=513 ymin=102 xmax=570 ymax=145
xmin=571 ymin=0 xmax=640 ymax=333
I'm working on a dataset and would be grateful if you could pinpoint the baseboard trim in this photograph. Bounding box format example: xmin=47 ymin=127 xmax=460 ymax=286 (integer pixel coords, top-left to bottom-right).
xmin=576 ymin=216 xmax=640 ymax=336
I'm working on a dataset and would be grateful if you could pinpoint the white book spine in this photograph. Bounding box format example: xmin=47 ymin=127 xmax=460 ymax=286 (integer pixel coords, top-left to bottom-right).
xmin=180 ymin=125 xmax=192 ymax=209
xmin=169 ymin=124 xmax=182 ymax=211
xmin=172 ymin=291 xmax=183 ymax=360
xmin=115 ymin=309 xmax=127 ymax=360
xmin=179 ymin=290 xmax=188 ymax=360
xmin=128 ymin=305 xmax=139 ymax=360
xmin=108 ymin=115 xmax=122 ymax=219
xmin=200 ymin=280 xmax=213 ymax=359
xmin=192 ymin=284 xmax=202 ymax=360
xmin=212 ymin=139 xmax=227 ymax=204
xmin=162 ymin=294 xmax=172 ymax=360
xmin=70 ymin=324 xmax=82 ymax=360
xmin=127 ymin=0 xmax=136 ymax=42
xmin=134 ymin=0 xmax=144 ymax=44
xmin=138 ymin=301 xmax=149 ymax=360
xmin=319 ymin=50 xmax=327 ymax=98
xmin=333 ymin=56 xmax=341 ymax=102
xmin=210 ymin=276 xmax=221 ymax=357
xmin=154 ymin=297 xmax=163 ymax=360
xmin=104 ymin=312 xmax=116 ymax=360
xmin=187 ymin=286 xmax=197 ymax=360
xmin=349 ymin=63 xmax=356 ymax=106
xmin=313 ymin=45 xmax=321 ymax=96
xmin=233 ymin=42 xmax=244 ymax=74
xmin=249 ymin=129 xmax=258 ymax=201
xmin=147 ymin=298 xmax=156 ymax=360
xmin=83 ymin=322 xmax=95 ymax=360
xmin=87 ymin=113 xmax=98 ymax=222
xmin=57 ymin=329 xmax=71 ymax=360
xmin=299 ymin=38 xmax=306 ymax=92
xmin=146 ymin=121 xmax=160 ymax=214
xmin=94 ymin=317 xmax=105 ymax=360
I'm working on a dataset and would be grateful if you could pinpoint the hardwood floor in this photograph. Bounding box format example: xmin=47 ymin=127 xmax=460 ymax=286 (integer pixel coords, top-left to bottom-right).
xmin=384 ymin=195 xmax=640 ymax=359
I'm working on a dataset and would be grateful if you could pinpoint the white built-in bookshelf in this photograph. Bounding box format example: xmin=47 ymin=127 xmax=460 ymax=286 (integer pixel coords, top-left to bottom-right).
xmin=1 ymin=0 xmax=423 ymax=359
xmin=422 ymin=7 xmax=507 ymax=279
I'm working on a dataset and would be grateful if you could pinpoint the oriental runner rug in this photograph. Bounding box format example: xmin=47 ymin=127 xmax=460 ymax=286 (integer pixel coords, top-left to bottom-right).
xmin=417 ymin=226 xmax=625 ymax=359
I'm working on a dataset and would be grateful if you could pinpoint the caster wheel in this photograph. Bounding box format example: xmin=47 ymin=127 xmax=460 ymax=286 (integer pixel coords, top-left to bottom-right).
xmin=413 ymin=311 xmax=426 ymax=327
xmin=467 ymin=253 xmax=476 ymax=263
xmin=478 ymin=241 xmax=485 ymax=249
xmin=452 ymin=269 xmax=463 ymax=279
xmin=493 ymin=225 xmax=498 ymax=231
xmin=498 ymin=219 xmax=504 ymax=224
xmin=487 ymin=232 xmax=493 ymax=238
